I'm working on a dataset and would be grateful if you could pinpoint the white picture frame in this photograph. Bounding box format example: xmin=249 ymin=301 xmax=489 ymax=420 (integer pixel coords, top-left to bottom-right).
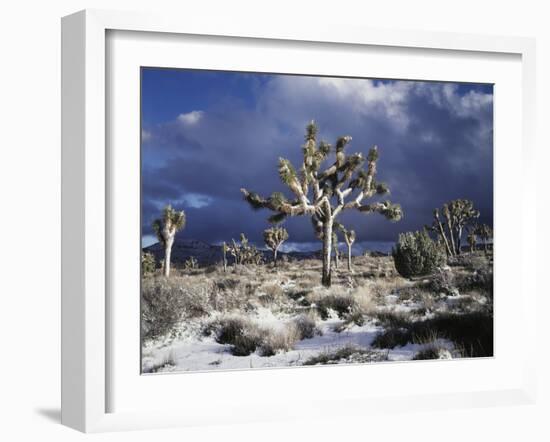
xmin=61 ymin=9 xmax=537 ymax=433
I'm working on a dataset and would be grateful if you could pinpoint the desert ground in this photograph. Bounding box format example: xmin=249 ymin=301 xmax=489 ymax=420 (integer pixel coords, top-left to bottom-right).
xmin=141 ymin=250 xmax=493 ymax=373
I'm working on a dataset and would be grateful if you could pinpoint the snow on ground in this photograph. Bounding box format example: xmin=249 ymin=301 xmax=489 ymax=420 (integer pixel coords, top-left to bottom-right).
xmin=142 ymin=305 xmax=455 ymax=373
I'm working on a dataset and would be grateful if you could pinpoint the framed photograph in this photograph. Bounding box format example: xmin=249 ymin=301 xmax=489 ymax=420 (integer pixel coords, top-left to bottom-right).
xmin=61 ymin=9 xmax=537 ymax=432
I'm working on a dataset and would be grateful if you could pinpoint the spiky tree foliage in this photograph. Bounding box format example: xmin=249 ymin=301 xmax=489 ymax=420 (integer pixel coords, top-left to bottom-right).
xmin=263 ymin=226 xmax=289 ymax=266
xmin=229 ymin=233 xmax=264 ymax=266
xmin=428 ymin=200 xmax=480 ymax=256
xmin=152 ymin=205 xmax=186 ymax=277
xmin=342 ymin=228 xmax=356 ymax=272
xmin=476 ymin=224 xmax=493 ymax=252
xmin=222 ymin=241 xmax=228 ymax=273
xmin=241 ymin=121 xmax=402 ymax=287
xmin=392 ymin=230 xmax=446 ymax=278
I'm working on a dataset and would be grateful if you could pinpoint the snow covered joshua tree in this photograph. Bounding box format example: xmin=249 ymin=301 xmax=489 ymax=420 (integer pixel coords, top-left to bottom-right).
xmin=263 ymin=226 xmax=289 ymax=266
xmin=241 ymin=121 xmax=403 ymax=287
xmin=152 ymin=205 xmax=186 ymax=277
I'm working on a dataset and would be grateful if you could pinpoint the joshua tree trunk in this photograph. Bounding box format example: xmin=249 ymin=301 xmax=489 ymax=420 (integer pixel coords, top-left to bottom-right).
xmin=434 ymin=215 xmax=452 ymax=256
xmin=273 ymin=247 xmax=279 ymax=267
xmin=164 ymin=236 xmax=174 ymax=277
xmin=322 ymin=221 xmax=333 ymax=287
xmin=456 ymin=226 xmax=463 ymax=255
xmin=333 ymin=245 xmax=339 ymax=270
xmin=446 ymin=217 xmax=456 ymax=256
xmin=222 ymin=242 xmax=228 ymax=273
xmin=347 ymin=244 xmax=352 ymax=272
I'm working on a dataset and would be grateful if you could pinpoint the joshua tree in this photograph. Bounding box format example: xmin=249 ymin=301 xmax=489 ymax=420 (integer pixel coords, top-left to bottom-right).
xmin=221 ymin=241 xmax=228 ymax=272
xmin=241 ymin=121 xmax=402 ymax=287
xmin=467 ymin=230 xmax=477 ymax=252
xmin=152 ymin=205 xmax=186 ymax=277
xmin=342 ymin=228 xmax=356 ymax=272
xmin=429 ymin=199 xmax=479 ymax=256
xmin=183 ymin=256 xmax=198 ymax=270
xmin=229 ymin=233 xmax=263 ymax=266
xmin=476 ymin=224 xmax=493 ymax=252
xmin=263 ymin=226 xmax=289 ymax=266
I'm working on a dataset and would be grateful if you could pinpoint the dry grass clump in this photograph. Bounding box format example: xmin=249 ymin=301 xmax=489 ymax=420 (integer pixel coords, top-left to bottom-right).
xmin=142 ymin=276 xmax=213 ymax=341
xmin=413 ymin=346 xmax=452 ymax=360
xmin=257 ymin=283 xmax=285 ymax=305
xmin=312 ymin=291 xmax=359 ymax=319
xmin=293 ymin=313 xmax=322 ymax=339
xmin=204 ymin=315 xmax=265 ymax=356
xmin=258 ymin=323 xmax=301 ymax=356
xmin=142 ymin=350 xmax=177 ymax=373
xmin=303 ymin=344 xmax=388 ymax=365
xmin=204 ymin=315 xmax=311 ymax=357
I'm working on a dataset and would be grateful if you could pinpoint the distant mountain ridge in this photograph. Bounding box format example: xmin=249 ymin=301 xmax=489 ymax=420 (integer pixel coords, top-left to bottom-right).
xmin=143 ymin=238 xmax=320 ymax=266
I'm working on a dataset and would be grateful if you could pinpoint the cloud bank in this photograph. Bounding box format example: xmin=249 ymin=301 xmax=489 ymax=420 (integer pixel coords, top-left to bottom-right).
xmin=141 ymin=70 xmax=493 ymax=249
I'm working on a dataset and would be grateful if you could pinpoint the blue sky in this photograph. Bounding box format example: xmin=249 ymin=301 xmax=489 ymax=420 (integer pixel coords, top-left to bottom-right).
xmin=141 ymin=68 xmax=493 ymax=250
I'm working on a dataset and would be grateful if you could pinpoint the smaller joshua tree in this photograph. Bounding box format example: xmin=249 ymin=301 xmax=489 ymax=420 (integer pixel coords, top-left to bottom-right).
xmin=467 ymin=230 xmax=477 ymax=252
xmin=476 ymin=224 xmax=493 ymax=252
xmin=221 ymin=241 xmax=228 ymax=273
xmin=229 ymin=233 xmax=263 ymax=266
xmin=342 ymin=228 xmax=356 ymax=272
xmin=428 ymin=199 xmax=480 ymax=256
xmin=183 ymin=256 xmax=198 ymax=270
xmin=152 ymin=205 xmax=186 ymax=277
xmin=263 ymin=226 xmax=289 ymax=266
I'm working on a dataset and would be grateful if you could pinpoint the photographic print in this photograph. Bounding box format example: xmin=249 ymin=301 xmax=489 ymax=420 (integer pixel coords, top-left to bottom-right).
xmin=140 ymin=68 xmax=493 ymax=373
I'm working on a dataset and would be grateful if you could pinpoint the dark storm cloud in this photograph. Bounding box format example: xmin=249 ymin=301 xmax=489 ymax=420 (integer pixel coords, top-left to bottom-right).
xmin=141 ymin=74 xmax=493 ymax=248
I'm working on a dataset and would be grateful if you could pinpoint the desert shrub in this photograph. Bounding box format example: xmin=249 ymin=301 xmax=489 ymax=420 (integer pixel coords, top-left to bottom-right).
xmin=333 ymin=311 xmax=366 ymax=333
xmin=373 ymin=310 xmax=415 ymax=329
xmin=371 ymin=328 xmax=412 ymax=349
xmin=455 ymin=268 xmax=493 ymax=299
xmin=141 ymin=252 xmax=156 ymax=276
xmin=258 ymin=323 xmax=300 ymax=356
xmin=424 ymin=312 xmax=493 ymax=357
xmin=216 ymin=278 xmax=240 ymax=291
xmin=258 ymin=283 xmax=285 ymax=305
xmin=413 ymin=347 xmax=452 ymax=360
xmin=303 ymin=345 xmax=388 ymax=365
xmin=392 ymin=230 xmax=446 ymax=278
xmin=429 ymin=268 xmax=458 ymax=296
xmin=315 ymin=292 xmax=360 ymax=319
xmin=141 ymin=277 xmax=210 ymax=341
xmin=373 ymin=309 xmax=493 ymax=357
xmin=293 ymin=314 xmax=321 ymax=339
xmin=205 ymin=316 xmax=265 ymax=356
xmin=142 ymin=350 xmax=177 ymax=373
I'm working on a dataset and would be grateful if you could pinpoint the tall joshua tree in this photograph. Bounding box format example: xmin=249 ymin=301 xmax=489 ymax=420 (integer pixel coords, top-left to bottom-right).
xmin=429 ymin=199 xmax=479 ymax=256
xmin=263 ymin=226 xmax=289 ymax=266
xmin=342 ymin=228 xmax=356 ymax=272
xmin=241 ymin=121 xmax=402 ymax=287
xmin=152 ymin=205 xmax=186 ymax=277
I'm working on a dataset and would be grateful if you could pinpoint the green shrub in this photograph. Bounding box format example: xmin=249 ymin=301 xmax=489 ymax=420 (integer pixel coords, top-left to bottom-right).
xmin=141 ymin=252 xmax=156 ymax=276
xmin=392 ymin=230 xmax=446 ymax=278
